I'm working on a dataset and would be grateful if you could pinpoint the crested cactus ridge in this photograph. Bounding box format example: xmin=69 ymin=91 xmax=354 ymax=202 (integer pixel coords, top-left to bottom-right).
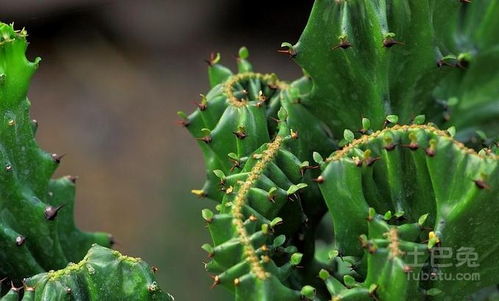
xmin=184 ymin=0 xmax=499 ymax=300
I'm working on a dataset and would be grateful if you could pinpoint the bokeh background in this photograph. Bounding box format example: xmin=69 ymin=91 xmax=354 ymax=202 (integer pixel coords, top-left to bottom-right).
xmin=0 ymin=1 xmax=313 ymax=300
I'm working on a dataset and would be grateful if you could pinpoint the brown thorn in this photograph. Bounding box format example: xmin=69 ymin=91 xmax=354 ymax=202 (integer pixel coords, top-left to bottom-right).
xmin=51 ymin=153 xmax=66 ymax=164
xmin=365 ymin=157 xmax=381 ymax=167
xmin=11 ymin=281 xmax=22 ymax=292
xmin=108 ymin=234 xmax=117 ymax=247
xmin=197 ymin=102 xmax=207 ymax=111
xmin=151 ymin=266 xmax=159 ymax=273
xmin=66 ymin=175 xmax=78 ymax=184
xmin=277 ymin=49 xmax=297 ymax=59
xmin=425 ymin=148 xmax=436 ymax=157
xmin=401 ymin=143 xmax=419 ymax=150
xmin=332 ymin=40 xmax=352 ymax=50
xmin=205 ymin=52 xmax=217 ymax=66
xmin=233 ymin=131 xmax=247 ymax=140
xmin=384 ymin=143 xmax=397 ymax=151
xmin=474 ymin=179 xmax=489 ymax=190
xmin=313 ymin=176 xmax=324 ymax=184
xmin=44 ymin=205 xmax=64 ymax=221
xmin=196 ymin=136 xmax=212 ymax=144
xmin=176 ymin=120 xmax=190 ymax=127
xmin=383 ymin=39 xmax=405 ymax=48
xmin=209 ymin=275 xmax=221 ymax=288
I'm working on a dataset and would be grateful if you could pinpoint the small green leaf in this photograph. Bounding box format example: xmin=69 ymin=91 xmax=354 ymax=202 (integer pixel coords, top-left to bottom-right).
xmin=273 ymin=235 xmax=286 ymax=247
xmin=343 ymin=275 xmax=356 ymax=287
xmin=418 ymin=213 xmax=429 ymax=226
xmin=362 ymin=118 xmax=371 ymax=130
xmin=476 ymin=130 xmax=488 ymax=140
xmin=201 ymin=209 xmax=214 ymax=222
xmin=283 ymin=245 xmax=298 ymax=253
xmin=442 ymin=54 xmax=457 ymax=61
xmin=287 ymin=183 xmax=308 ymax=195
xmin=328 ymin=249 xmax=339 ymax=260
xmin=270 ymin=217 xmax=283 ymax=228
xmin=447 ymin=126 xmax=456 ymax=137
xmin=413 ymin=115 xmax=425 ymax=125
xmin=344 ymin=129 xmax=355 ymax=142
xmin=300 ymin=161 xmax=310 ymax=168
xmin=213 ymin=170 xmax=225 ymax=179
xmin=291 ymin=253 xmax=303 ymax=265
xmin=383 ymin=210 xmax=392 ymax=220
xmin=447 ymin=97 xmax=459 ymax=107
xmin=228 ymin=152 xmax=239 ymax=160
xmin=313 ymin=152 xmax=323 ymax=164
xmin=277 ymin=107 xmax=288 ymax=121
xmin=300 ymin=285 xmax=316 ymax=299
xmin=426 ymin=288 xmax=442 ymax=296
xmin=386 ymin=115 xmax=399 ymax=124
xmin=201 ymin=243 xmax=213 ymax=255
xmin=457 ymin=52 xmax=472 ymax=62
xmin=261 ymin=224 xmax=270 ymax=234
xmin=318 ymin=269 xmax=330 ymax=280
xmin=177 ymin=111 xmax=188 ymax=119
xmin=268 ymin=187 xmax=277 ymax=196
xmin=368 ymin=208 xmax=376 ymax=220
xmin=201 ymin=128 xmax=211 ymax=136
xmin=394 ymin=211 xmax=405 ymax=218
xmin=211 ymin=52 xmax=221 ymax=64
xmin=238 ymin=46 xmax=249 ymax=59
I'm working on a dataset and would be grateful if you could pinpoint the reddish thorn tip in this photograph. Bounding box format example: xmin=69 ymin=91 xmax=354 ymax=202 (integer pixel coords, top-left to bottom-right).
xmin=51 ymin=153 xmax=66 ymax=163
xmin=474 ymin=179 xmax=489 ymax=190
xmin=313 ymin=176 xmax=325 ymax=184
xmin=44 ymin=205 xmax=64 ymax=220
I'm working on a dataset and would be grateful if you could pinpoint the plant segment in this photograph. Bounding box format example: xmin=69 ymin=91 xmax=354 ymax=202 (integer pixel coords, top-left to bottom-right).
xmin=0 ymin=245 xmax=172 ymax=301
xmin=0 ymin=23 xmax=112 ymax=280
xmin=318 ymin=124 xmax=498 ymax=299
xmin=0 ymin=22 xmax=171 ymax=299
xmin=286 ymin=0 xmax=499 ymax=142
xmin=184 ymin=0 xmax=499 ymax=300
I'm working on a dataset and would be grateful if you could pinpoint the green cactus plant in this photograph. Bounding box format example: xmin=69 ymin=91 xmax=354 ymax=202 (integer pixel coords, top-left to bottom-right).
xmin=0 ymin=23 xmax=171 ymax=299
xmin=183 ymin=0 xmax=499 ymax=300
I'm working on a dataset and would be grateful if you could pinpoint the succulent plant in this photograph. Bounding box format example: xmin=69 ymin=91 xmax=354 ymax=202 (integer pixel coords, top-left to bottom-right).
xmin=183 ymin=0 xmax=499 ymax=300
xmin=0 ymin=23 xmax=171 ymax=299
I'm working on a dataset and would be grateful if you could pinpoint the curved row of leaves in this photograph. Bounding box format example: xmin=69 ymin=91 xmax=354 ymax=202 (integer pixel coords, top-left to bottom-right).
xmin=0 ymin=23 xmax=171 ymax=299
xmin=184 ymin=0 xmax=499 ymax=299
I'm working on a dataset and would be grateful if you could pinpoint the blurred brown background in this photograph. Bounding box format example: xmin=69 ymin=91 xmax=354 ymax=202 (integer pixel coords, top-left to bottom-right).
xmin=0 ymin=1 xmax=312 ymax=299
